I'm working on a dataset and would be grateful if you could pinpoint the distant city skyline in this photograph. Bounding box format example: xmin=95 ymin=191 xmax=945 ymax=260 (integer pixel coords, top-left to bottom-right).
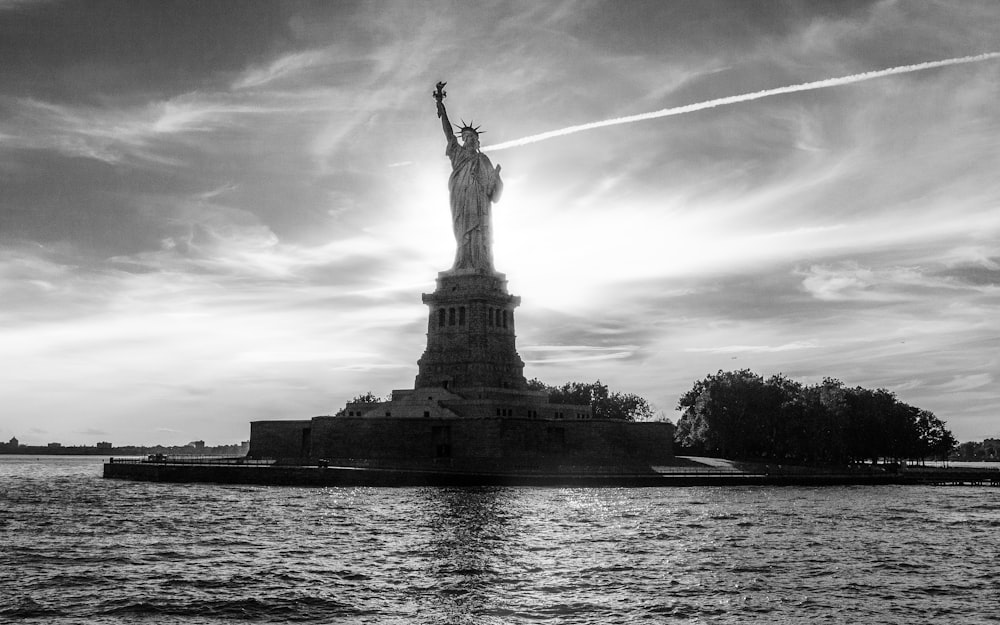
xmin=1 ymin=1 xmax=998 ymax=445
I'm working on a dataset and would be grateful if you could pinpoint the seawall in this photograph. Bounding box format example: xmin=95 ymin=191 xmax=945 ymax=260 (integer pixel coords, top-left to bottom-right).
xmin=103 ymin=459 xmax=998 ymax=487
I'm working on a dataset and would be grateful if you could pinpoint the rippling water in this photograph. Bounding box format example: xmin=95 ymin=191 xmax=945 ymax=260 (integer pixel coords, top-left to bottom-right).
xmin=2 ymin=455 xmax=998 ymax=624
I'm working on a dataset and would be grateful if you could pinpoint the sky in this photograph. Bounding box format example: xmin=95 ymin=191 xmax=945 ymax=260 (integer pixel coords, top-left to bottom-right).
xmin=1 ymin=0 xmax=998 ymax=446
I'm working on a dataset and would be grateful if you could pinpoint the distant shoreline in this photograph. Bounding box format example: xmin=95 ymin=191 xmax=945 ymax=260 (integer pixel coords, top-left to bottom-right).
xmin=0 ymin=447 xmax=244 ymax=457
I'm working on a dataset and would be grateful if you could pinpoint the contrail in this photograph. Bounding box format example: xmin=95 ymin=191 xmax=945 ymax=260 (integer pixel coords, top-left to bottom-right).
xmin=482 ymin=52 xmax=1000 ymax=152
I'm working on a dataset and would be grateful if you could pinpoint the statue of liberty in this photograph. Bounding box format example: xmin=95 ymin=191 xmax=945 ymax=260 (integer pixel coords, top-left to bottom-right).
xmin=433 ymin=82 xmax=503 ymax=272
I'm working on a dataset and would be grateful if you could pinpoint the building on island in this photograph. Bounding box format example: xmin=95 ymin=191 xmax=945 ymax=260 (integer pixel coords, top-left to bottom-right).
xmin=248 ymin=85 xmax=673 ymax=471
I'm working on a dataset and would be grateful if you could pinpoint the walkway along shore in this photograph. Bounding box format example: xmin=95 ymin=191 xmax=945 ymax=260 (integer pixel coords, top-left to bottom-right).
xmin=103 ymin=456 xmax=1000 ymax=488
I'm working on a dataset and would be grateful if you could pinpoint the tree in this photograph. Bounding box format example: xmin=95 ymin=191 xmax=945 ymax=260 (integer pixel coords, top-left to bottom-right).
xmin=675 ymin=369 xmax=771 ymax=458
xmin=350 ymin=392 xmax=381 ymax=404
xmin=528 ymin=379 xmax=653 ymax=421
xmin=796 ymin=378 xmax=849 ymax=465
xmin=913 ymin=410 xmax=956 ymax=461
xmin=675 ymin=369 xmax=956 ymax=465
xmin=333 ymin=391 xmax=383 ymax=416
xmin=600 ymin=390 xmax=655 ymax=422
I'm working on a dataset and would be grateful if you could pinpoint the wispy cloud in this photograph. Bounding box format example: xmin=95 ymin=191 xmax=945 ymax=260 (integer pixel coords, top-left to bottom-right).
xmin=521 ymin=344 xmax=639 ymax=364
xmin=0 ymin=0 xmax=51 ymax=10
xmin=936 ymin=373 xmax=993 ymax=393
xmin=684 ymin=341 xmax=819 ymax=354
xmin=233 ymin=48 xmax=337 ymax=90
xmin=484 ymin=53 xmax=1000 ymax=151
xmin=799 ymin=262 xmax=993 ymax=302
xmin=3 ymin=95 xmax=260 ymax=165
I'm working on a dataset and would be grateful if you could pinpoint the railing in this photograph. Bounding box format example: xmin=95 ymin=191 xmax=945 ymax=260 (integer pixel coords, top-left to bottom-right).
xmin=312 ymin=458 xmax=754 ymax=475
xmin=651 ymin=465 xmax=759 ymax=476
xmin=901 ymin=465 xmax=1000 ymax=473
xmin=899 ymin=465 xmax=1000 ymax=486
xmin=108 ymin=455 xmax=275 ymax=466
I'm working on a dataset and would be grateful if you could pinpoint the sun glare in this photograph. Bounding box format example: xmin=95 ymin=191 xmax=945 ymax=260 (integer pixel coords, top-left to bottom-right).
xmin=493 ymin=184 xmax=764 ymax=309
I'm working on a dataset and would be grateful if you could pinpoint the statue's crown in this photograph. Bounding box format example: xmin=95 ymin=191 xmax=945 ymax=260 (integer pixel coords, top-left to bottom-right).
xmin=455 ymin=120 xmax=485 ymax=135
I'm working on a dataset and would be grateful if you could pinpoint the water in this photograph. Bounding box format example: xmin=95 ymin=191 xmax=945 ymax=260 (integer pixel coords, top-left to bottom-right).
xmin=2 ymin=455 xmax=998 ymax=624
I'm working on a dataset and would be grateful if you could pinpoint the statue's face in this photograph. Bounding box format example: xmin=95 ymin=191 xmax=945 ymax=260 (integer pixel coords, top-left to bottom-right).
xmin=462 ymin=131 xmax=480 ymax=150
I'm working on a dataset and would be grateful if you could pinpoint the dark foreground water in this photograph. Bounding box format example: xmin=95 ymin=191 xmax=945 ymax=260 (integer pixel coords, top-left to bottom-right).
xmin=2 ymin=456 xmax=998 ymax=624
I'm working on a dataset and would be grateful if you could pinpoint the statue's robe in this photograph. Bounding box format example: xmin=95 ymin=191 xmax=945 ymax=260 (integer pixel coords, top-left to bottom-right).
xmin=446 ymin=135 xmax=503 ymax=271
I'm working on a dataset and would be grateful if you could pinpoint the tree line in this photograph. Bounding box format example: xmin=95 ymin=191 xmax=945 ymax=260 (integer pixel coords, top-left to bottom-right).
xmin=340 ymin=382 xmax=655 ymax=421
xmin=528 ymin=379 xmax=654 ymax=421
xmin=674 ymin=369 xmax=955 ymax=465
xmin=951 ymin=440 xmax=1000 ymax=462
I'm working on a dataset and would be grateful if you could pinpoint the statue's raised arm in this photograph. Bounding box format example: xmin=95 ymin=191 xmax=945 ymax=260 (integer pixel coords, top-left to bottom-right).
xmin=433 ymin=82 xmax=453 ymax=144
xmin=432 ymin=82 xmax=503 ymax=272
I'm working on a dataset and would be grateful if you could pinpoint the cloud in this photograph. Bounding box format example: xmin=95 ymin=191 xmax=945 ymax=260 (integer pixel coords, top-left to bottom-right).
xmin=3 ymin=1 xmax=999 ymax=444
xmin=2 ymin=95 xmax=258 ymax=166
xmin=520 ymin=344 xmax=639 ymax=364
xmin=684 ymin=341 xmax=819 ymax=354
xmin=520 ymin=345 xmax=640 ymax=352
xmin=0 ymin=0 xmax=57 ymax=12
xmin=233 ymin=48 xmax=336 ymax=90
xmin=800 ymin=263 xmax=909 ymax=302
xmin=76 ymin=428 xmax=109 ymax=436
xmin=935 ymin=373 xmax=993 ymax=393
xmin=484 ymin=52 xmax=1000 ymax=151
xmin=798 ymin=262 xmax=995 ymax=302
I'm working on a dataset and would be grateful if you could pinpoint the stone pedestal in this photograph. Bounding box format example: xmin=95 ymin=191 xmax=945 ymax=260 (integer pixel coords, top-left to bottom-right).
xmin=415 ymin=268 xmax=527 ymax=391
